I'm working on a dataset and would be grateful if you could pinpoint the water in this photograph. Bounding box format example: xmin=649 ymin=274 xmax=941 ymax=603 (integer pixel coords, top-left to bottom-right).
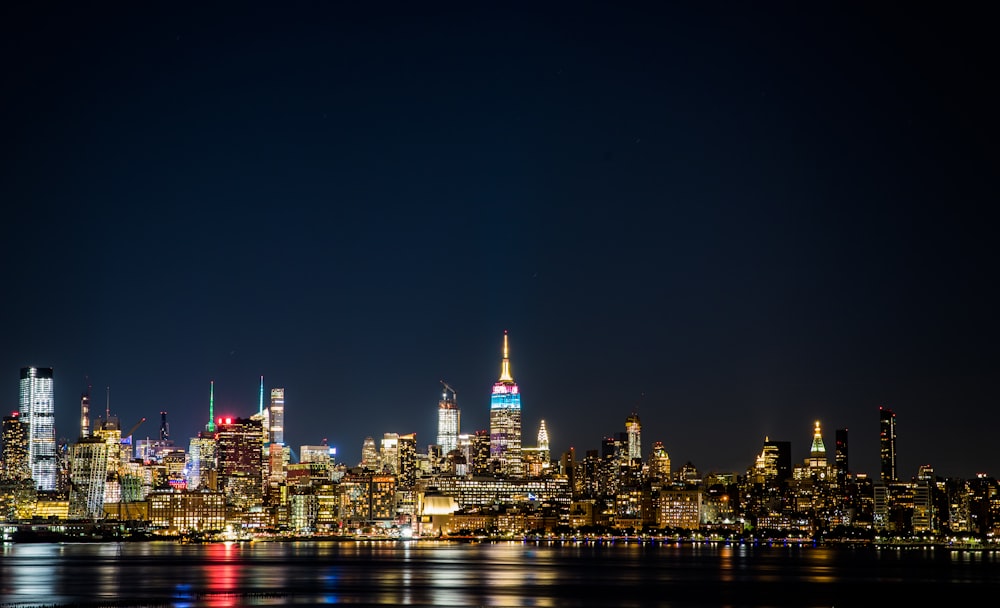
xmin=3 ymin=540 xmax=999 ymax=607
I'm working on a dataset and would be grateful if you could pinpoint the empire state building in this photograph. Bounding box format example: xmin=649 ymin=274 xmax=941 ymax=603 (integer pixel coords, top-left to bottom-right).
xmin=489 ymin=331 xmax=522 ymax=477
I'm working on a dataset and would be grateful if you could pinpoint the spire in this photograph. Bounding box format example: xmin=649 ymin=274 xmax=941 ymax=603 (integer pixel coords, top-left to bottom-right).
xmin=206 ymin=380 xmax=216 ymax=433
xmin=810 ymin=420 xmax=826 ymax=458
xmin=259 ymin=375 xmax=264 ymax=416
xmin=538 ymin=419 xmax=549 ymax=451
xmin=498 ymin=330 xmax=514 ymax=383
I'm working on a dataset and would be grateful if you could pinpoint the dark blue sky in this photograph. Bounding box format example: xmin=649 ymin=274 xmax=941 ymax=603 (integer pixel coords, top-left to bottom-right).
xmin=2 ymin=3 xmax=996 ymax=479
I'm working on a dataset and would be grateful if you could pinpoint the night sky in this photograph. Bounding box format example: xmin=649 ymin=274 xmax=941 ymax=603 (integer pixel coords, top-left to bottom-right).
xmin=2 ymin=3 xmax=996 ymax=480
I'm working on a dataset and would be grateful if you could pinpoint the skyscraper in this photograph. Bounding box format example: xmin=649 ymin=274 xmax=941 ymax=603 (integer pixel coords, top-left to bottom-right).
xmin=625 ymin=413 xmax=641 ymax=461
xmin=19 ymin=367 xmax=56 ymax=490
xmin=360 ymin=436 xmax=378 ymax=470
xmin=216 ymin=416 xmax=264 ymax=512
xmin=437 ymin=381 xmax=459 ymax=455
xmin=537 ymin=419 xmax=550 ymax=463
xmin=835 ymin=428 xmax=849 ymax=482
xmin=808 ymin=420 xmax=827 ymax=470
xmin=270 ymin=388 xmax=285 ymax=445
xmin=79 ymin=385 xmax=91 ymax=439
xmin=879 ymin=406 xmax=897 ymax=482
xmin=489 ymin=331 xmax=522 ymax=477
xmin=1 ymin=412 xmax=30 ymax=481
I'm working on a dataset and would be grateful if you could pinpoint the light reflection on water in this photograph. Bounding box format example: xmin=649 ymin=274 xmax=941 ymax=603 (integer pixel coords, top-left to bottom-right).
xmin=3 ymin=540 xmax=1000 ymax=607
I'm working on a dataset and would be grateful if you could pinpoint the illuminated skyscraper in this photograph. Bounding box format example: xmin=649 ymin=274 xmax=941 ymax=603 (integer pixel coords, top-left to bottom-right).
xmin=216 ymin=416 xmax=264 ymax=512
xmin=879 ymin=406 xmax=896 ymax=482
xmin=489 ymin=331 xmax=522 ymax=477
xmin=360 ymin=436 xmax=378 ymax=470
xmin=270 ymin=388 xmax=285 ymax=445
xmin=80 ymin=385 xmax=91 ymax=439
xmin=437 ymin=381 xmax=459 ymax=455
xmin=1 ymin=412 xmax=30 ymax=481
xmin=648 ymin=441 xmax=671 ymax=481
xmin=625 ymin=413 xmax=641 ymax=461
xmin=835 ymin=428 xmax=849 ymax=482
xmin=68 ymin=436 xmax=109 ymax=519
xmin=187 ymin=432 xmax=217 ymax=490
xmin=808 ymin=420 xmax=827 ymax=470
xmin=19 ymin=367 xmax=57 ymax=490
xmin=537 ymin=420 xmax=550 ymax=463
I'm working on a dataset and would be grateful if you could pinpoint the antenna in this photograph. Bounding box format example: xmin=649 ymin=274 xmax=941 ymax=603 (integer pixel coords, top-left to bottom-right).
xmin=258 ymin=375 xmax=264 ymax=416
xmin=106 ymin=386 xmax=111 ymax=420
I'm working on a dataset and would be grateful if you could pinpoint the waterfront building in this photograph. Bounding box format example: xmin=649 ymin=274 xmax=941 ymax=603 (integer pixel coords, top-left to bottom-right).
xmin=655 ymin=486 xmax=703 ymax=530
xmin=19 ymin=367 xmax=57 ymax=490
xmin=425 ymin=476 xmax=571 ymax=509
xmin=338 ymin=471 xmax=397 ymax=524
xmin=437 ymin=381 xmax=459 ymax=456
xmin=880 ymin=406 xmax=897 ymax=482
xmin=1 ymin=412 xmax=30 ymax=481
xmin=149 ymin=489 xmax=226 ymax=534
xmin=489 ymin=331 xmax=522 ymax=477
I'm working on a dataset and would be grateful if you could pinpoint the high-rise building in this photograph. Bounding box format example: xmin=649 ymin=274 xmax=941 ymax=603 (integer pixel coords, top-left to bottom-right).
xmin=1 ymin=412 xmax=30 ymax=481
xmin=835 ymin=428 xmax=849 ymax=482
xmin=471 ymin=430 xmax=491 ymax=476
xmin=216 ymin=416 xmax=264 ymax=511
xmin=68 ymin=436 xmax=109 ymax=520
xmin=398 ymin=433 xmax=417 ymax=489
xmin=625 ymin=413 xmax=641 ymax=461
xmin=360 ymin=436 xmax=378 ymax=470
xmin=879 ymin=406 xmax=897 ymax=483
xmin=380 ymin=433 xmax=400 ymax=474
xmin=489 ymin=331 xmax=522 ymax=477
xmin=537 ymin=419 xmax=550 ymax=463
xmin=19 ymin=367 xmax=57 ymax=490
xmin=80 ymin=385 xmax=91 ymax=439
xmin=269 ymin=388 xmax=285 ymax=445
xmin=648 ymin=441 xmax=671 ymax=481
xmin=754 ymin=438 xmax=791 ymax=483
xmin=159 ymin=411 xmax=169 ymax=441
xmin=437 ymin=381 xmax=459 ymax=456
xmin=187 ymin=432 xmax=217 ymax=490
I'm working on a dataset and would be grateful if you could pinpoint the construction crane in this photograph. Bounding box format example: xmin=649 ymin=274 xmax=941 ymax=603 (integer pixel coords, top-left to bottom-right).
xmin=124 ymin=417 xmax=147 ymax=440
xmin=440 ymin=380 xmax=457 ymax=402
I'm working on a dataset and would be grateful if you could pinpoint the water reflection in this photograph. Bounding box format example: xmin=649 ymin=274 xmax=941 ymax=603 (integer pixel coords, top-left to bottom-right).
xmin=3 ymin=541 xmax=1000 ymax=607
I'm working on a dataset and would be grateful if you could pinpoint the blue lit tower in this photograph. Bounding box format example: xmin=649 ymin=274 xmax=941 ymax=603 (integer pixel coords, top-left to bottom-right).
xmin=489 ymin=331 xmax=522 ymax=477
xmin=19 ymin=366 xmax=56 ymax=490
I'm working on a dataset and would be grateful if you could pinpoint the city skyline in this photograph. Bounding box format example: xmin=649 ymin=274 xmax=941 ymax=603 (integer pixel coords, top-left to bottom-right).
xmin=2 ymin=4 xmax=996 ymax=481
xmin=0 ymin=352 xmax=981 ymax=483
